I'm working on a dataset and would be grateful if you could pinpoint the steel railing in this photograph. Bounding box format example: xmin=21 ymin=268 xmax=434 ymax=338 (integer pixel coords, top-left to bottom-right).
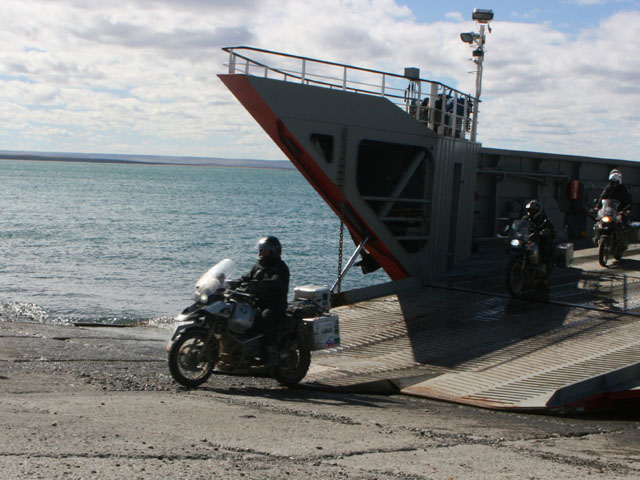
xmin=222 ymin=46 xmax=476 ymax=140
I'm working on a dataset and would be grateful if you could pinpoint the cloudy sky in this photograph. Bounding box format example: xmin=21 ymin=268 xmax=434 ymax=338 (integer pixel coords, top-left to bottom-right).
xmin=1 ymin=0 xmax=639 ymax=161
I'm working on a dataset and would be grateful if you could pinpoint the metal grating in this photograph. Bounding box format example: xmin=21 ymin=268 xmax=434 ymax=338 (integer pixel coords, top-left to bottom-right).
xmin=404 ymin=321 xmax=640 ymax=409
xmin=304 ymin=248 xmax=640 ymax=411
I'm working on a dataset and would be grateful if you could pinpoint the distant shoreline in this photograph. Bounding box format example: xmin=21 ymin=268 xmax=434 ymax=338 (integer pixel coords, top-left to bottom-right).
xmin=0 ymin=152 xmax=294 ymax=170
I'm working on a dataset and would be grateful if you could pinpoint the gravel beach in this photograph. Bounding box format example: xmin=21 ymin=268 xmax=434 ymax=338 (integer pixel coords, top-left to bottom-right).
xmin=1 ymin=321 xmax=639 ymax=479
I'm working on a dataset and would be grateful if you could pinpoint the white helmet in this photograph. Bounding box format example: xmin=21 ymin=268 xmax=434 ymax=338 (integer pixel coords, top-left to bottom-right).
xmin=609 ymin=169 xmax=622 ymax=184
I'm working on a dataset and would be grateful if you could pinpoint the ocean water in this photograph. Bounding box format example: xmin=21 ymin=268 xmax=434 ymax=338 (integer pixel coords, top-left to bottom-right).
xmin=0 ymin=159 xmax=388 ymax=326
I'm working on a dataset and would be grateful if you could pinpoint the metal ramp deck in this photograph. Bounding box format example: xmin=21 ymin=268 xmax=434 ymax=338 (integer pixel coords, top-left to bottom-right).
xmin=303 ymin=246 xmax=640 ymax=412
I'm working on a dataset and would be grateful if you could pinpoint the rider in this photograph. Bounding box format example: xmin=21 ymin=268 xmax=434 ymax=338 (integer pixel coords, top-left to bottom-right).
xmin=596 ymin=169 xmax=632 ymax=221
xmin=234 ymin=236 xmax=290 ymax=366
xmin=523 ymin=200 xmax=556 ymax=272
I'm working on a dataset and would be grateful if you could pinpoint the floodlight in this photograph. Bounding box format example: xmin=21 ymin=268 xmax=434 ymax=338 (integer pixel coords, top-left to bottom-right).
xmin=460 ymin=32 xmax=479 ymax=44
xmin=461 ymin=9 xmax=494 ymax=143
xmin=472 ymin=8 xmax=494 ymax=23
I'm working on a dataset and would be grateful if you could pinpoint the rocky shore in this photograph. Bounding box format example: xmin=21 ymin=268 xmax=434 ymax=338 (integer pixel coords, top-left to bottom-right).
xmin=1 ymin=321 xmax=639 ymax=479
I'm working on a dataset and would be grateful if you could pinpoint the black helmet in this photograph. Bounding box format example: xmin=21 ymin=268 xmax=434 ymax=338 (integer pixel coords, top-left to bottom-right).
xmin=256 ymin=236 xmax=281 ymax=259
xmin=525 ymin=199 xmax=542 ymax=218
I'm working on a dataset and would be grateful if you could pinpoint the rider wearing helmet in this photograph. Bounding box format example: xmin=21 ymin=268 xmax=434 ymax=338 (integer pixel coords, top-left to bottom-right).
xmin=235 ymin=236 xmax=290 ymax=366
xmin=597 ymin=169 xmax=632 ymax=215
xmin=523 ymin=200 xmax=556 ymax=272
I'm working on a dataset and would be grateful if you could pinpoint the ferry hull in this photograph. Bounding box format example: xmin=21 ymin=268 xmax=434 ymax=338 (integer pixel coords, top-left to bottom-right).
xmin=220 ymin=73 xmax=480 ymax=282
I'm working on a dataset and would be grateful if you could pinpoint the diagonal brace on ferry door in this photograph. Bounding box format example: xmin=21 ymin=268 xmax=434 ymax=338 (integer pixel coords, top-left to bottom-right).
xmin=379 ymin=150 xmax=426 ymax=218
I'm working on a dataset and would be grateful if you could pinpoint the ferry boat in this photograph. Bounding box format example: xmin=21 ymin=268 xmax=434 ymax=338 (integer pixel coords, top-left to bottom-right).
xmin=217 ymin=27 xmax=640 ymax=413
xmin=219 ymin=46 xmax=639 ymax=284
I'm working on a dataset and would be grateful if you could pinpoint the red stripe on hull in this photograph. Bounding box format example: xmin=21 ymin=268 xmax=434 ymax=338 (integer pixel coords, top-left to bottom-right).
xmin=549 ymin=389 xmax=640 ymax=414
xmin=219 ymin=74 xmax=408 ymax=280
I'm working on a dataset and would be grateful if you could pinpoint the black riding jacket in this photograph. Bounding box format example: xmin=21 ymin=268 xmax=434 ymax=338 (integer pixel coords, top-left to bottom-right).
xmin=523 ymin=210 xmax=555 ymax=266
xmin=524 ymin=211 xmax=555 ymax=241
xmin=239 ymin=256 xmax=290 ymax=312
xmin=598 ymin=183 xmax=632 ymax=211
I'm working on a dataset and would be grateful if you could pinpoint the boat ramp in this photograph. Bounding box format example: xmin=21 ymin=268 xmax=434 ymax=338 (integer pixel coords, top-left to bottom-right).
xmin=305 ymin=242 xmax=640 ymax=413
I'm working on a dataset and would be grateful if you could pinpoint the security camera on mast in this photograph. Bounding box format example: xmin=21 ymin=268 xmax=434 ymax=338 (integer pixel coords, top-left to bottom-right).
xmin=460 ymin=8 xmax=493 ymax=142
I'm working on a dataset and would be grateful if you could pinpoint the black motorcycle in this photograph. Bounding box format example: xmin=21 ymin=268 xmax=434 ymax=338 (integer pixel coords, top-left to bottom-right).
xmin=167 ymin=259 xmax=314 ymax=388
xmin=505 ymin=219 xmax=551 ymax=297
xmin=593 ymin=198 xmax=628 ymax=267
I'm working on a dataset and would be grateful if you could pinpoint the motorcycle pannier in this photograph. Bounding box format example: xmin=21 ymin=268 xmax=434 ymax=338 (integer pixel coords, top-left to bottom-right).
xmin=554 ymin=242 xmax=574 ymax=268
xmin=293 ymin=285 xmax=331 ymax=312
xmin=630 ymin=222 xmax=640 ymax=243
xmin=303 ymin=315 xmax=340 ymax=350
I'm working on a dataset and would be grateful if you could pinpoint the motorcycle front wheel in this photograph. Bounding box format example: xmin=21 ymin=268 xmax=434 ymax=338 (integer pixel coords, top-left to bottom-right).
xmin=614 ymin=233 xmax=626 ymax=261
xmin=506 ymin=258 xmax=526 ymax=298
xmin=168 ymin=330 xmax=218 ymax=388
xmin=273 ymin=336 xmax=311 ymax=387
xmin=598 ymin=238 xmax=610 ymax=267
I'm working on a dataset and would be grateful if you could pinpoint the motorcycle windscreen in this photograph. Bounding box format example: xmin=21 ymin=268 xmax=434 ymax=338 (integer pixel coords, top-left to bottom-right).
xmin=510 ymin=219 xmax=530 ymax=237
xmin=599 ymin=198 xmax=620 ymax=217
xmin=194 ymin=258 xmax=235 ymax=300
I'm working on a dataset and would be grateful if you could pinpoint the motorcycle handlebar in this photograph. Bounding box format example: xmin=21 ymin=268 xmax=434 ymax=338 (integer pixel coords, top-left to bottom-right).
xmin=225 ymin=289 xmax=257 ymax=305
xmin=228 ymin=288 xmax=252 ymax=297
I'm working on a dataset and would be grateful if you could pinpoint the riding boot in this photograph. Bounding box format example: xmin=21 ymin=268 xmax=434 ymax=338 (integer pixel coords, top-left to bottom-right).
xmin=265 ymin=345 xmax=278 ymax=367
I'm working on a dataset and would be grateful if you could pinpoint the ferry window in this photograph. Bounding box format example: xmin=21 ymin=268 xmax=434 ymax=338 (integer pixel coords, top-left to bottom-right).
xmin=310 ymin=134 xmax=334 ymax=164
xmin=357 ymin=140 xmax=433 ymax=253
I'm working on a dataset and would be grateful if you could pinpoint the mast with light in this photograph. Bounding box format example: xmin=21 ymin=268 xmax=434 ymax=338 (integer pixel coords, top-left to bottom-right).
xmin=460 ymin=8 xmax=494 ymax=143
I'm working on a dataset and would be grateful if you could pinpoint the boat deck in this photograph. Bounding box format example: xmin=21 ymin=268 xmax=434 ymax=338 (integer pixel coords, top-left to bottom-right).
xmin=303 ymin=243 xmax=640 ymax=412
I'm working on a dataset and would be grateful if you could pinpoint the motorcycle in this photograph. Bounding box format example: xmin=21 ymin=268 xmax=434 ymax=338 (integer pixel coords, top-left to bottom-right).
xmin=505 ymin=219 xmax=551 ymax=297
xmin=167 ymin=259 xmax=322 ymax=388
xmin=593 ymin=198 xmax=628 ymax=267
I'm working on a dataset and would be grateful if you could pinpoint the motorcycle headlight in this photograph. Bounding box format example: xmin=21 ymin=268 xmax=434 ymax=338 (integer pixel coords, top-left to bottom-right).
xmin=198 ymin=292 xmax=209 ymax=304
xmin=510 ymin=239 xmax=522 ymax=247
xmin=602 ymin=216 xmax=612 ymax=223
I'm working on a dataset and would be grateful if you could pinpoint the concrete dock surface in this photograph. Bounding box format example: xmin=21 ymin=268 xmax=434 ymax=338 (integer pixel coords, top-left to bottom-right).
xmin=1 ymin=317 xmax=639 ymax=479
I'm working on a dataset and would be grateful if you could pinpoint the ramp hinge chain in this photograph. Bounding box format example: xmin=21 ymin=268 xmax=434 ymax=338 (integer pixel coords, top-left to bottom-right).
xmin=337 ymin=221 xmax=344 ymax=293
xmin=336 ymin=126 xmax=348 ymax=294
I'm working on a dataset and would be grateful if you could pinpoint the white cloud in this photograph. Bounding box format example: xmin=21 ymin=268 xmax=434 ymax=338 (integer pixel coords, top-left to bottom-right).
xmin=476 ymin=10 xmax=640 ymax=160
xmin=444 ymin=11 xmax=465 ymax=22
xmin=0 ymin=0 xmax=638 ymax=161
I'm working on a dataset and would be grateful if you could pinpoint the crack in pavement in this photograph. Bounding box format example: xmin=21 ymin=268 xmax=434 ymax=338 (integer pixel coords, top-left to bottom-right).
xmin=196 ymin=393 xmax=363 ymax=425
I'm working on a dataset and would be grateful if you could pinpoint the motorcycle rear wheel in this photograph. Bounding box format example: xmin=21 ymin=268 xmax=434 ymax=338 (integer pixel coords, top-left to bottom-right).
xmin=168 ymin=330 xmax=218 ymax=388
xmin=506 ymin=259 xmax=525 ymax=298
xmin=273 ymin=336 xmax=311 ymax=387
xmin=598 ymin=238 xmax=610 ymax=267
